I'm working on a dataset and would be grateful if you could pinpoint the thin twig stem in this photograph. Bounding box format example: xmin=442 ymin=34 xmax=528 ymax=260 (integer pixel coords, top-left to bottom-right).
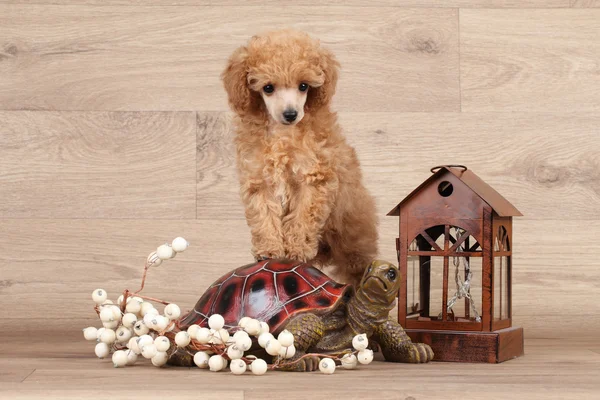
xmin=135 ymin=293 xmax=170 ymax=305
xmin=134 ymin=262 xmax=151 ymax=294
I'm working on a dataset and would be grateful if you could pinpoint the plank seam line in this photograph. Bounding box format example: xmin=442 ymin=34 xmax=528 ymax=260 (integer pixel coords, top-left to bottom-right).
xmin=195 ymin=111 xmax=199 ymax=220
xmin=0 ymin=5 xmax=576 ymax=9
xmin=21 ymin=369 xmax=36 ymax=383
xmin=457 ymin=7 xmax=462 ymax=113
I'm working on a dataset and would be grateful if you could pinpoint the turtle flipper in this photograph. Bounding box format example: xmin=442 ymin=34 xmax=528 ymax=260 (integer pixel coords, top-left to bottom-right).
xmin=372 ymin=319 xmax=434 ymax=363
xmin=276 ymin=313 xmax=324 ymax=372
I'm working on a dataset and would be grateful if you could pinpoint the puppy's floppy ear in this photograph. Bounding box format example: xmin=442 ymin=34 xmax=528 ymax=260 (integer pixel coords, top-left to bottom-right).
xmin=306 ymin=46 xmax=340 ymax=111
xmin=221 ymin=46 xmax=261 ymax=117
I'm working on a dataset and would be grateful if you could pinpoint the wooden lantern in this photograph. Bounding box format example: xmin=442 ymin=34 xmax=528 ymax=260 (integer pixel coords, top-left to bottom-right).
xmin=387 ymin=165 xmax=524 ymax=363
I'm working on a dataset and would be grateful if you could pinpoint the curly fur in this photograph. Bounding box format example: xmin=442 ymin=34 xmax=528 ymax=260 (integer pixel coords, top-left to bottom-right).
xmin=221 ymin=29 xmax=378 ymax=285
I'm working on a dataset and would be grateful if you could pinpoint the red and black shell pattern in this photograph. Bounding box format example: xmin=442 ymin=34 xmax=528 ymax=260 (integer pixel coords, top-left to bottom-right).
xmin=178 ymin=259 xmax=352 ymax=334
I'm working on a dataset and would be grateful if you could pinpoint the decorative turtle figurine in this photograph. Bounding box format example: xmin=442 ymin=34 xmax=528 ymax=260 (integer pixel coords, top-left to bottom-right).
xmin=174 ymin=259 xmax=433 ymax=371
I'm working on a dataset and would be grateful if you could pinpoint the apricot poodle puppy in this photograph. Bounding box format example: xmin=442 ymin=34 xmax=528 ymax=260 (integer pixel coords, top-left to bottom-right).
xmin=221 ymin=29 xmax=378 ymax=285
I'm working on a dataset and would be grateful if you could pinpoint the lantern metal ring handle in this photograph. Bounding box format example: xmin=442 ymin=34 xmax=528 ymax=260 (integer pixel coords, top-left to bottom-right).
xmin=430 ymin=165 xmax=468 ymax=174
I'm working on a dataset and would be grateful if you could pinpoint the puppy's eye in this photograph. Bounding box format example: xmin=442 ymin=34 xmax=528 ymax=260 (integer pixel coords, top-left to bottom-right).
xmin=298 ymin=83 xmax=309 ymax=92
xmin=263 ymin=84 xmax=274 ymax=94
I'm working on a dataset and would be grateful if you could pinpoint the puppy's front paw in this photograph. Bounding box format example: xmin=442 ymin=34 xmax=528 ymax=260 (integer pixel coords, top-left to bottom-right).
xmin=282 ymin=221 xmax=320 ymax=261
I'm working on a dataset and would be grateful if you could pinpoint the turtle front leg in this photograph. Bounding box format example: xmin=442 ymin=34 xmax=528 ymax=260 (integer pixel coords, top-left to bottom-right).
xmin=372 ymin=319 xmax=434 ymax=363
xmin=277 ymin=313 xmax=324 ymax=372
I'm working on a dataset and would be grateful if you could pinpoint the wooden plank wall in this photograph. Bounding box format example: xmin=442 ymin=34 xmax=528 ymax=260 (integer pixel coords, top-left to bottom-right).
xmin=1 ymin=1 xmax=599 ymax=340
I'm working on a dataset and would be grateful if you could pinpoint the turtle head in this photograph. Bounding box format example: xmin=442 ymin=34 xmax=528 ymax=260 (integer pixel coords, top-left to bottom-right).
xmin=358 ymin=260 xmax=400 ymax=305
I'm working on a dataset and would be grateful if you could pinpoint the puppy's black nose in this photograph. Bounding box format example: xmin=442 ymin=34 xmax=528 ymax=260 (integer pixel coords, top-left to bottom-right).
xmin=283 ymin=109 xmax=297 ymax=122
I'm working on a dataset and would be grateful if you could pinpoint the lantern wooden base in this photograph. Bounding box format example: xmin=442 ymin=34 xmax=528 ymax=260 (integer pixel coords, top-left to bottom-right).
xmin=406 ymin=326 xmax=524 ymax=363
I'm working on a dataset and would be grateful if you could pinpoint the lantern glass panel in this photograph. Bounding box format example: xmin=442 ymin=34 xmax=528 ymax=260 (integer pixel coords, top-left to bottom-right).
xmin=407 ymin=240 xmax=422 ymax=316
xmin=494 ymin=256 xmax=510 ymax=320
xmin=495 ymin=226 xmax=510 ymax=252
xmin=429 ymin=256 xmax=444 ymax=320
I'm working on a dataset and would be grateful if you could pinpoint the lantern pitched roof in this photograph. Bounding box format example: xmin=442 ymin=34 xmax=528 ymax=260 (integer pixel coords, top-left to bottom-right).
xmin=387 ymin=166 xmax=523 ymax=217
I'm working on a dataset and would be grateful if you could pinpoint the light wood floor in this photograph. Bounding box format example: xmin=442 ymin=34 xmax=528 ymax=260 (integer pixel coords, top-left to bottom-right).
xmin=1 ymin=0 xmax=600 ymax=398
xmin=1 ymin=333 xmax=599 ymax=400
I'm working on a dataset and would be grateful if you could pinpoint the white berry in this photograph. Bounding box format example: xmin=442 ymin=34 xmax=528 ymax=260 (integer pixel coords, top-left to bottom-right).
xmin=260 ymin=321 xmax=270 ymax=334
xmin=112 ymin=350 xmax=128 ymax=368
xmin=352 ymin=333 xmax=368 ymax=351
xmin=319 ymin=358 xmax=336 ymax=374
xmin=102 ymin=320 xmax=119 ymax=330
xmin=140 ymin=302 xmax=156 ymax=316
xmin=122 ymin=313 xmax=137 ymax=328
xmin=143 ymin=313 xmax=156 ymax=329
xmin=140 ymin=301 xmax=160 ymax=317
xmin=156 ymin=244 xmax=174 ymax=260
xmin=92 ymin=289 xmax=107 ymax=304
xmin=83 ymin=327 xmax=98 ymax=341
xmin=110 ymin=305 xmax=122 ymax=322
xmin=127 ymin=337 xmax=141 ymax=355
xmin=277 ymin=330 xmax=294 ymax=347
xmin=236 ymin=335 xmax=252 ymax=351
xmin=187 ymin=324 xmax=200 ymax=337
xmin=126 ymin=349 xmax=138 ymax=365
xmin=171 ymin=237 xmax=189 ymax=252
xmin=251 ymin=359 xmax=268 ymax=375
xmin=218 ymin=328 xmax=230 ymax=343
xmin=99 ymin=308 xmax=114 ymax=323
xmin=208 ymin=314 xmax=225 ymax=330
xmin=227 ymin=345 xmax=244 ymax=360
xmin=94 ymin=342 xmax=110 ymax=359
xmin=125 ymin=299 xmax=142 ymax=315
xmin=154 ymin=336 xmax=171 ymax=352
xmin=175 ymin=331 xmax=191 ymax=347
xmin=147 ymin=251 xmax=163 ymax=267
xmin=278 ymin=344 xmax=296 ymax=359
xmin=265 ymin=339 xmax=282 ymax=356
xmin=137 ymin=334 xmax=154 ymax=348
xmin=209 ymin=328 xmax=228 ymax=344
xmin=96 ymin=327 xmax=105 ymax=340
xmin=357 ymin=349 xmax=374 ymax=364
xmin=230 ymin=359 xmax=247 ymax=375
xmin=100 ymin=329 xmax=116 ymax=344
xmin=151 ymin=351 xmax=169 ymax=367
xmin=141 ymin=343 xmax=158 ymax=359
xmin=153 ymin=315 xmax=169 ymax=331
xmin=238 ymin=317 xmax=251 ymax=328
xmin=133 ymin=321 xmax=149 ymax=336
xmin=341 ymin=354 xmax=358 ymax=369
xmin=164 ymin=304 xmax=181 ymax=320
xmin=233 ymin=330 xmax=249 ymax=340
xmin=244 ymin=319 xmax=261 ymax=336
xmin=258 ymin=332 xmax=274 ymax=348
xmin=208 ymin=355 xmax=225 ymax=372
xmin=193 ymin=352 xmax=210 ymax=368
xmin=115 ymin=326 xmax=132 ymax=343
xmin=196 ymin=327 xmax=211 ymax=344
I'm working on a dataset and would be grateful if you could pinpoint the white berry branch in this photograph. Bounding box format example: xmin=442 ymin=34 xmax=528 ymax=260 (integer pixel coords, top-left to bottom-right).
xmin=83 ymin=237 xmax=374 ymax=374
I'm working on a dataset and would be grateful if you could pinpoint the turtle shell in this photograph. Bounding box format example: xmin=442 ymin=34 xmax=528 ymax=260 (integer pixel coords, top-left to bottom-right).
xmin=178 ymin=259 xmax=352 ymax=333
